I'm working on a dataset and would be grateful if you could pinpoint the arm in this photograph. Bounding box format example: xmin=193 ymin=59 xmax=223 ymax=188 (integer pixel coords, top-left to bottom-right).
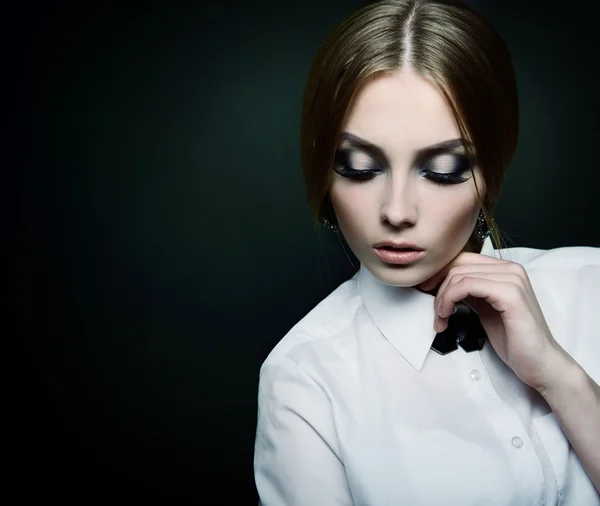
xmin=254 ymin=355 xmax=354 ymax=506
xmin=538 ymin=347 xmax=600 ymax=493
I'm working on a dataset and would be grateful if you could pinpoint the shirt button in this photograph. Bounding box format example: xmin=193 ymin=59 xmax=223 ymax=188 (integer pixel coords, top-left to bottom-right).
xmin=511 ymin=437 xmax=524 ymax=448
xmin=469 ymin=369 xmax=482 ymax=381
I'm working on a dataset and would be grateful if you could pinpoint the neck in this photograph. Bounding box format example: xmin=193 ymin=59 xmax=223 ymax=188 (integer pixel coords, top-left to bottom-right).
xmin=415 ymin=284 xmax=439 ymax=297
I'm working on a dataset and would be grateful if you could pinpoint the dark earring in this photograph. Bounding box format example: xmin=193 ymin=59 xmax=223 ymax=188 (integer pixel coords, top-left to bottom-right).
xmin=322 ymin=194 xmax=341 ymax=232
xmin=477 ymin=210 xmax=490 ymax=241
xmin=322 ymin=217 xmax=341 ymax=232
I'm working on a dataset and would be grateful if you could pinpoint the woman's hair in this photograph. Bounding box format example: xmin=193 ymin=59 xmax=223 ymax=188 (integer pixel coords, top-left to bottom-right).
xmin=300 ymin=0 xmax=518 ymax=253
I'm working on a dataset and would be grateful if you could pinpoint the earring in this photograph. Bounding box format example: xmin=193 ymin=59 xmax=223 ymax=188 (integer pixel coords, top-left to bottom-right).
xmin=322 ymin=217 xmax=341 ymax=232
xmin=477 ymin=210 xmax=490 ymax=241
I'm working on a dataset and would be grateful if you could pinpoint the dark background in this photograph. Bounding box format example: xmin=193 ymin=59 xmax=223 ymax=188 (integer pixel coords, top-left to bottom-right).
xmin=14 ymin=0 xmax=599 ymax=501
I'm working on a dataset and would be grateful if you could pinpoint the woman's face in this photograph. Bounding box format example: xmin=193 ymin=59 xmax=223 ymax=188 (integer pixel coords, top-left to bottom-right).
xmin=330 ymin=67 xmax=485 ymax=287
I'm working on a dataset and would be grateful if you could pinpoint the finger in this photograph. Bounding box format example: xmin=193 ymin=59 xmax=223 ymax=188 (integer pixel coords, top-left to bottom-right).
xmin=421 ymin=253 xmax=510 ymax=291
xmin=437 ymin=273 xmax=522 ymax=317
xmin=435 ymin=263 xmax=523 ymax=305
xmin=435 ymin=276 xmax=523 ymax=331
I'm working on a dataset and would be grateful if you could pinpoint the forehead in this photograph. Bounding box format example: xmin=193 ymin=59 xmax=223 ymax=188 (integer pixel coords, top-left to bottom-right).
xmin=343 ymin=68 xmax=461 ymax=153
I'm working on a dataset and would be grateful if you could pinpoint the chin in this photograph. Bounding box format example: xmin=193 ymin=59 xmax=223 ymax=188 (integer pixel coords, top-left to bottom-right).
xmin=368 ymin=262 xmax=429 ymax=288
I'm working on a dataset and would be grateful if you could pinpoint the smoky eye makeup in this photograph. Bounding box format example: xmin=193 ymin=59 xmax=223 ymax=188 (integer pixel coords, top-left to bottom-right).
xmin=334 ymin=148 xmax=380 ymax=177
xmin=419 ymin=152 xmax=472 ymax=185
xmin=422 ymin=152 xmax=470 ymax=173
xmin=334 ymin=139 xmax=474 ymax=185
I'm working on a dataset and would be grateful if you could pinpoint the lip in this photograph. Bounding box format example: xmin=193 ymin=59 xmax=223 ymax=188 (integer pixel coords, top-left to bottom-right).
xmin=373 ymin=241 xmax=423 ymax=250
xmin=373 ymin=247 xmax=425 ymax=265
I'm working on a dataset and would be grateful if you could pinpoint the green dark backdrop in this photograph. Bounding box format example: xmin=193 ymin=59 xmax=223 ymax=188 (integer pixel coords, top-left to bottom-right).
xmin=16 ymin=0 xmax=599 ymax=501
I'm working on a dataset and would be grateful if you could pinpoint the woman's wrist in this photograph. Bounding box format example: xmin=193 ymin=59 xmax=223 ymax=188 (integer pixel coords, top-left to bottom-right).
xmin=536 ymin=344 xmax=587 ymax=401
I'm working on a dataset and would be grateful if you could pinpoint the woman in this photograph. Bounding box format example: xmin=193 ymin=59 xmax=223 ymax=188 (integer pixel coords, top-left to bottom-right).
xmin=253 ymin=0 xmax=600 ymax=504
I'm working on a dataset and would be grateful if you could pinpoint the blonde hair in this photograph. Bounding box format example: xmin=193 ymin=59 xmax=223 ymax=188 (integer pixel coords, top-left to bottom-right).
xmin=300 ymin=0 xmax=518 ymax=254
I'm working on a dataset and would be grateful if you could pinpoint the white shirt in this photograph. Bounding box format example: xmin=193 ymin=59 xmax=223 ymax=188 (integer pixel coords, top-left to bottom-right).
xmin=254 ymin=236 xmax=600 ymax=505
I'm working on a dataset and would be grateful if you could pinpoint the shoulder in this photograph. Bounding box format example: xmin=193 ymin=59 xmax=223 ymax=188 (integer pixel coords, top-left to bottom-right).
xmin=493 ymin=242 xmax=600 ymax=272
xmin=493 ymin=242 xmax=600 ymax=301
xmin=259 ymin=271 xmax=362 ymax=378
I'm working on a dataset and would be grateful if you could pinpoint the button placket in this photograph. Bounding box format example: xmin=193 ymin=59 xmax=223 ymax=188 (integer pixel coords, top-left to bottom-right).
xmin=511 ymin=436 xmax=524 ymax=449
xmin=450 ymin=345 xmax=547 ymax=501
xmin=449 ymin=344 xmax=545 ymax=501
xmin=450 ymin=348 xmax=491 ymax=398
xmin=470 ymin=369 xmax=482 ymax=381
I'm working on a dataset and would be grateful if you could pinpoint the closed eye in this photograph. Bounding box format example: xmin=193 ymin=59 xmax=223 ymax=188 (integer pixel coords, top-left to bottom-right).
xmin=334 ymin=149 xmax=472 ymax=185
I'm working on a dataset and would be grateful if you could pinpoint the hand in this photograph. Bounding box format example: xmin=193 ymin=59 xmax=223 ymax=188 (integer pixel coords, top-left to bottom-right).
xmin=418 ymin=252 xmax=565 ymax=392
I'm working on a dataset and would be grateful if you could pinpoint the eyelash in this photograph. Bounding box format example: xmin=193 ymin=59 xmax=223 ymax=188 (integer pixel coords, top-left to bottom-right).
xmin=338 ymin=167 xmax=470 ymax=185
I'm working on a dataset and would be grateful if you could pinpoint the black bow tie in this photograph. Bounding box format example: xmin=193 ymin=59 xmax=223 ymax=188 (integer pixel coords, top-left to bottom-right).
xmin=430 ymin=301 xmax=487 ymax=355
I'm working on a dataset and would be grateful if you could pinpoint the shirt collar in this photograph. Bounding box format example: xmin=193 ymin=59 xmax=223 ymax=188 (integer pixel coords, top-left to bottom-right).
xmin=358 ymin=236 xmax=496 ymax=372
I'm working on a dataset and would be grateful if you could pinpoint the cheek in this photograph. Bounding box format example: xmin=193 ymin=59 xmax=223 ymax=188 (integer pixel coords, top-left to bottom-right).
xmin=427 ymin=188 xmax=480 ymax=234
xmin=331 ymin=178 xmax=481 ymax=233
xmin=330 ymin=183 xmax=369 ymax=225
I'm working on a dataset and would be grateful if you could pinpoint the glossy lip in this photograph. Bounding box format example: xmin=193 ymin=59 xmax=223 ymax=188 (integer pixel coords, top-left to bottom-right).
xmin=373 ymin=247 xmax=425 ymax=265
xmin=372 ymin=241 xmax=424 ymax=251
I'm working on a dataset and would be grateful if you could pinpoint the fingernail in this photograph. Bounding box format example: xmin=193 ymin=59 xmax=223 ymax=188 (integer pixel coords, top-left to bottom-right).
xmin=434 ymin=318 xmax=446 ymax=333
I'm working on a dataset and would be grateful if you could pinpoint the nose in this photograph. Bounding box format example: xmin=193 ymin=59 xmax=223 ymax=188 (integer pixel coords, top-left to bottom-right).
xmin=379 ymin=173 xmax=418 ymax=228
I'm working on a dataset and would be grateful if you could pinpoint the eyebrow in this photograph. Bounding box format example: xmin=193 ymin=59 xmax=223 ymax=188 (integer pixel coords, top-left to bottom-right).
xmin=338 ymin=132 xmax=473 ymax=164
